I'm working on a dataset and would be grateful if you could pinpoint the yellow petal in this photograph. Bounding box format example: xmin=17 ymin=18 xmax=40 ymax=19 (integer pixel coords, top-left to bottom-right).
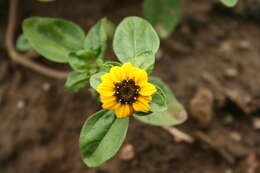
xmin=122 ymin=62 xmax=136 ymax=79
xmin=101 ymin=95 xmax=121 ymax=110
xmin=115 ymin=104 xmax=133 ymax=118
xmin=97 ymin=83 xmax=115 ymax=96
xmin=139 ymin=82 xmax=157 ymax=96
xmin=101 ymin=73 xmax=114 ymax=84
xmin=133 ymin=68 xmax=148 ymax=86
xmin=133 ymin=96 xmax=151 ymax=112
xmin=101 ymin=95 xmax=116 ymax=104
xmin=139 ymin=95 xmax=152 ymax=102
xmin=109 ymin=66 xmax=125 ymax=82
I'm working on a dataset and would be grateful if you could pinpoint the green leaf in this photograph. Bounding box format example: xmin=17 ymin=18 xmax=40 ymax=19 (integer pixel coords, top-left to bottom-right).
xmin=149 ymin=77 xmax=187 ymax=125
xmin=134 ymin=111 xmax=180 ymax=126
xmin=90 ymin=72 xmax=106 ymax=89
xmin=80 ymin=110 xmax=129 ymax=167
xmin=144 ymin=0 xmax=182 ymax=39
xmin=150 ymin=87 xmax=167 ymax=112
xmin=16 ymin=34 xmax=32 ymax=51
xmin=84 ymin=18 xmax=115 ymax=60
xmin=23 ymin=17 xmax=85 ymax=63
xmin=99 ymin=61 xmax=121 ymax=72
xmin=134 ymin=77 xmax=187 ymax=126
xmin=80 ymin=110 xmax=115 ymax=157
xmin=113 ymin=16 xmax=159 ymax=72
xmin=68 ymin=49 xmax=99 ymax=73
xmin=134 ymin=51 xmax=155 ymax=74
xmin=220 ymin=0 xmax=238 ymax=7
xmin=149 ymin=77 xmax=174 ymax=104
xmin=65 ymin=71 xmax=89 ymax=92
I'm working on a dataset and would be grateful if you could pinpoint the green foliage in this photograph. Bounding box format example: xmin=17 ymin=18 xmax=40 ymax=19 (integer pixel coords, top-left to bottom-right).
xmin=150 ymin=77 xmax=184 ymax=111
xmin=21 ymin=16 xmax=187 ymax=168
xmin=23 ymin=17 xmax=85 ymax=63
xmin=134 ymin=77 xmax=187 ymax=126
xmin=68 ymin=49 xmax=99 ymax=73
xmin=220 ymin=0 xmax=239 ymax=7
xmin=65 ymin=71 xmax=89 ymax=92
xmin=99 ymin=61 xmax=121 ymax=72
xmin=16 ymin=34 xmax=32 ymax=51
xmin=150 ymin=87 xmax=168 ymax=112
xmin=80 ymin=110 xmax=129 ymax=167
xmin=84 ymin=18 xmax=115 ymax=60
xmin=113 ymin=17 xmax=159 ymax=72
xmin=90 ymin=72 xmax=106 ymax=89
xmin=134 ymin=111 xmax=179 ymax=126
xmin=144 ymin=0 xmax=182 ymax=39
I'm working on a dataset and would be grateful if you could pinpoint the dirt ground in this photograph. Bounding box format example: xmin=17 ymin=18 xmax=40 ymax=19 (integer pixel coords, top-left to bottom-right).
xmin=0 ymin=0 xmax=260 ymax=173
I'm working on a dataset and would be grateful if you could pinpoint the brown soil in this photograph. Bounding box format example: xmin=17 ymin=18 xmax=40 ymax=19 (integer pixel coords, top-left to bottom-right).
xmin=1 ymin=0 xmax=260 ymax=173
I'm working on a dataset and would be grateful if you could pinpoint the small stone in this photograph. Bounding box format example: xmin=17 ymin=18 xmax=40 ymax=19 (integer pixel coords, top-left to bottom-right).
xmin=42 ymin=82 xmax=51 ymax=91
xmin=230 ymin=131 xmax=242 ymax=142
xmin=224 ymin=115 xmax=234 ymax=125
xmin=119 ymin=144 xmax=135 ymax=161
xmin=225 ymin=68 xmax=238 ymax=78
xmin=237 ymin=40 xmax=251 ymax=50
xmin=17 ymin=100 xmax=25 ymax=109
xmin=190 ymin=88 xmax=214 ymax=126
xmin=219 ymin=41 xmax=233 ymax=55
xmin=253 ymin=118 xmax=260 ymax=130
xmin=224 ymin=168 xmax=233 ymax=173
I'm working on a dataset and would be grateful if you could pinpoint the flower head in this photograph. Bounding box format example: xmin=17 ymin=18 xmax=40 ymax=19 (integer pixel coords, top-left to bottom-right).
xmin=97 ymin=62 xmax=157 ymax=118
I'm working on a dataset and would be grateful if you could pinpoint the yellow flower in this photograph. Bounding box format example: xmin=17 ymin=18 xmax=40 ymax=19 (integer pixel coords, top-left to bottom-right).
xmin=97 ymin=62 xmax=157 ymax=118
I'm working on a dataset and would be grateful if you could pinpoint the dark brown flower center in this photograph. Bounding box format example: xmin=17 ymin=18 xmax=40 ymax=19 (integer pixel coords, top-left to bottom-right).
xmin=114 ymin=79 xmax=140 ymax=104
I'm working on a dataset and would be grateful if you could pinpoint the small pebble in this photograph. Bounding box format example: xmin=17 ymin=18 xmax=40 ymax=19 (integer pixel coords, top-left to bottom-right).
xmin=253 ymin=118 xmax=260 ymax=130
xmin=17 ymin=100 xmax=25 ymax=109
xmin=225 ymin=68 xmax=238 ymax=78
xmin=224 ymin=115 xmax=234 ymax=125
xmin=219 ymin=41 xmax=233 ymax=54
xmin=119 ymin=144 xmax=135 ymax=161
xmin=224 ymin=168 xmax=233 ymax=173
xmin=190 ymin=88 xmax=214 ymax=127
xmin=237 ymin=40 xmax=251 ymax=50
xmin=230 ymin=131 xmax=242 ymax=142
xmin=42 ymin=82 xmax=51 ymax=91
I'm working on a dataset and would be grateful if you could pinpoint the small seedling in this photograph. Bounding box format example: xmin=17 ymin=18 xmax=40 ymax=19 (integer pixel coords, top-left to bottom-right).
xmin=19 ymin=16 xmax=186 ymax=167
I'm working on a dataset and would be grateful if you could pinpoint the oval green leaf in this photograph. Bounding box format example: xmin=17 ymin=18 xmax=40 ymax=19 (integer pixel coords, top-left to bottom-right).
xmin=68 ymin=49 xmax=99 ymax=73
xmin=134 ymin=77 xmax=187 ymax=126
xmin=80 ymin=110 xmax=129 ymax=167
xmin=149 ymin=77 xmax=187 ymax=125
xmin=89 ymin=72 xmax=106 ymax=90
xmin=134 ymin=111 xmax=179 ymax=126
xmin=113 ymin=16 xmax=159 ymax=71
xmin=150 ymin=87 xmax=167 ymax=112
xmin=16 ymin=34 xmax=32 ymax=51
xmin=64 ymin=71 xmax=89 ymax=92
xmin=144 ymin=0 xmax=182 ymax=39
xmin=99 ymin=61 xmax=121 ymax=72
xmin=23 ymin=17 xmax=85 ymax=63
xmin=220 ymin=0 xmax=238 ymax=7
xmin=84 ymin=18 xmax=115 ymax=60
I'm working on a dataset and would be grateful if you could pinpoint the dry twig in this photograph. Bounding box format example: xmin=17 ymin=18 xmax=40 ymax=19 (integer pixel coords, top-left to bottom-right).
xmin=5 ymin=0 xmax=68 ymax=79
xmin=163 ymin=126 xmax=194 ymax=143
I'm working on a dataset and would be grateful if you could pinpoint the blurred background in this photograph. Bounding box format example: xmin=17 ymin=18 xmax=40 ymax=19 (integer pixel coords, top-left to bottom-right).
xmin=0 ymin=0 xmax=260 ymax=172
